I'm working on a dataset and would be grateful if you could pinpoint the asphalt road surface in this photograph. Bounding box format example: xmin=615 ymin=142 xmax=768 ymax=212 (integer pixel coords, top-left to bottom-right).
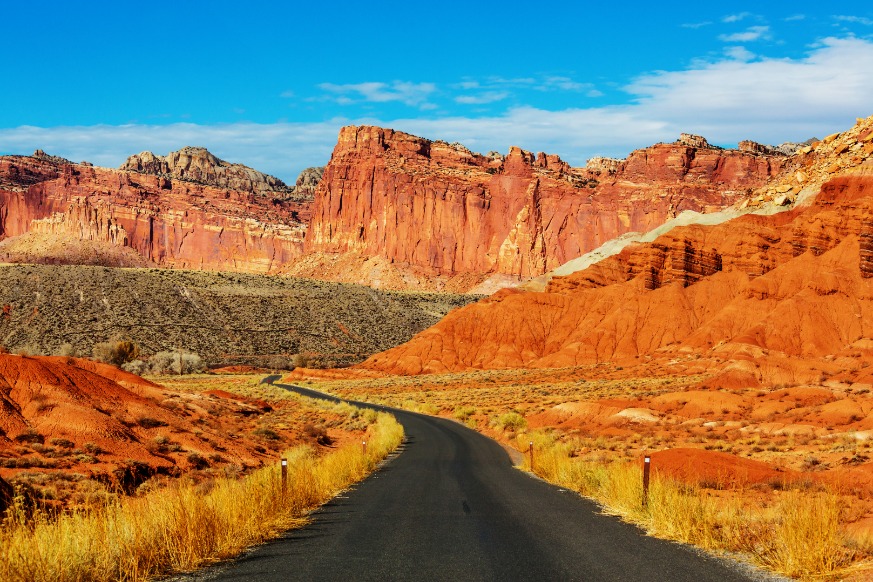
xmin=197 ymin=382 xmax=755 ymax=581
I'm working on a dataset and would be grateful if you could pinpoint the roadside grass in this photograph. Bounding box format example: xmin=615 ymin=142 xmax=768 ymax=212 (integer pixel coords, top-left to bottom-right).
xmin=0 ymin=410 xmax=403 ymax=581
xmin=515 ymin=430 xmax=866 ymax=580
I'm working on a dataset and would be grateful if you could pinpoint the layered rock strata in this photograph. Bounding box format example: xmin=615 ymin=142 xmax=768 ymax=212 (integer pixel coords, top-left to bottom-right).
xmin=305 ymin=126 xmax=787 ymax=282
xmin=0 ymin=155 xmax=308 ymax=272
xmin=357 ymin=117 xmax=873 ymax=374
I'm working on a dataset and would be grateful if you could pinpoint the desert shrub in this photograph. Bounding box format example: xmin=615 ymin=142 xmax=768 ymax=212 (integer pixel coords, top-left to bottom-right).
xmin=147 ymin=351 xmax=206 ymax=375
xmin=49 ymin=438 xmax=75 ymax=449
xmin=83 ymin=442 xmax=104 ymax=455
xmin=495 ymin=412 xmax=527 ymax=432
xmin=453 ymin=406 xmax=476 ymax=421
xmin=122 ymin=359 xmax=149 ymax=376
xmin=291 ymin=353 xmax=312 ymax=369
xmin=136 ymin=417 xmax=167 ymax=429
xmin=55 ymin=343 xmax=78 ymax=357
xmin=92 ymin=340 xmax=140 ymax=366
xmin=14 ymin=430 xmax=44 ymax=445
xmin=13 ymin=344 xmax=43 ymax=356
xmin=252 ymin=428 xmax=281 ymax=441
xmin=265 ymin=355 xmax=292 ymax=370
xmin=303 ymin=423 xmax=332 ymax=446
xmin=186 ymin=453 xmax=209 ymax=470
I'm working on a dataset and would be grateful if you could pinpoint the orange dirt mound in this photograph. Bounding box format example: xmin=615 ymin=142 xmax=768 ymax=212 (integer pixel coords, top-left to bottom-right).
xmin=648 ymin=448 xmax=794 ymax=488
xmin=0 ymin=354 xmax=272 ymax=480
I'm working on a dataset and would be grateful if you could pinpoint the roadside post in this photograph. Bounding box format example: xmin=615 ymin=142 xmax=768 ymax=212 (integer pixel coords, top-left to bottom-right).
xmin=362 ymin=440 xmax=367 ymax=455
xmin=529 ymin=441 xmax=534 ymax=472
xmin=642 ymin=455 xmax=651 ymax=507
xmin=281 ymin=458 xmax=287 ymax=489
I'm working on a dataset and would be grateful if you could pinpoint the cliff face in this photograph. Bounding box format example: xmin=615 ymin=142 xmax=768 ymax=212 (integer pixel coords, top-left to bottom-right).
xmin=304 ymin=126 xmax=786 ymax=282
xmin=0 ymin=155 xmax=308 ymax=272
xmin=357 ymin=117 xmax=873 ymax=374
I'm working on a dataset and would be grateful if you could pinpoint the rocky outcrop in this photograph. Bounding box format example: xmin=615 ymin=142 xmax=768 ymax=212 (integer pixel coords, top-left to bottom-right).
xmin=120 ymin=146 xmax=291 ymax=197
xmin=0 ymin=155 xmax=309 ymax=272
xmin=677 ymin=133 xmax=711 ymax=149
xmin=305 ymin=126 xmax=786 ymax=282
xmin=292 ymin=166 xmax=324 ymax=198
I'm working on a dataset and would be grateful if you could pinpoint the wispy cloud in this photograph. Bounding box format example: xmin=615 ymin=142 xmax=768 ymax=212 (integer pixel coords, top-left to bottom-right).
xmin=455 ymin=91 xmax=509 ymax=105
xmin=538 ymin=76 xmax=590 ymax=92
xmin=834 ymin=15 xmax=873 ymax=26
xmin=784 ymin=14 xmax=806 ymax=22
xmin=722 ymin=12 xmax=752 ymax=23
xmin=681 ymin=21 xmax=712 ymax=29
xmin=724 ymin=46 xmax=756 ymax=61
xmin=3 ymin=38 xmax=871 ymax=180
xmin=719 ymin=25 xmax=771 ymax=42
xmin=318 ymin=81 xmax=436 ymax=108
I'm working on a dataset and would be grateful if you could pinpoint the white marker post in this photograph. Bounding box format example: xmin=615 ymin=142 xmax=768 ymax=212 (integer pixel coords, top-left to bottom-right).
xmin=642 ymin=456 xmax=651 ymax=507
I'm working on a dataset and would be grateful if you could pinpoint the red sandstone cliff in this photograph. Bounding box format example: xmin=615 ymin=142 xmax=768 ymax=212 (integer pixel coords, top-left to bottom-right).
xmin=302 ymin=126 xmax=786 ymax=286
xmin=357 ymin=117 xmax=873 ymax=374
xmin=0 ymin=155 xmax=308 ymax=272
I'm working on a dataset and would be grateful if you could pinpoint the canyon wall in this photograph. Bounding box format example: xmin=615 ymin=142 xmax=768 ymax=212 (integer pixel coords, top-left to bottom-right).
xmin=0 ymin=155 xmax=308 ymax=272
xmin=304 ymin=126 xmax=786 ymax=281
xmin=357 ymin=118 xmax=873 ymax=374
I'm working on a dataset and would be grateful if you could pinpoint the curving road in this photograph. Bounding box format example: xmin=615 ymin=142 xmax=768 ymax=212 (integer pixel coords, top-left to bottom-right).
xmin=195 ymin=382 xmax=756 ymax=581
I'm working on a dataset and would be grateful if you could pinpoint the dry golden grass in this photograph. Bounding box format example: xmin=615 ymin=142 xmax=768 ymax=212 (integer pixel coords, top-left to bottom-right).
xmin=515 ymin=430 xmax=866 ymax=579
xmin=0 ymin=409 xmax=403 ymax=581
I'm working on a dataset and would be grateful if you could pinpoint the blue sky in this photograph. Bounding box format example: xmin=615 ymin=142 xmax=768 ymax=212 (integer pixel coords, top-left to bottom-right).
xmin=1 ymin=2 xmax=872 ymax=181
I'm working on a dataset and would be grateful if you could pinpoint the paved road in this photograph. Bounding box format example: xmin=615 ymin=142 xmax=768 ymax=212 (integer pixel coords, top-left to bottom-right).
xmin=199 ymin=382 xmax=754 ymax=581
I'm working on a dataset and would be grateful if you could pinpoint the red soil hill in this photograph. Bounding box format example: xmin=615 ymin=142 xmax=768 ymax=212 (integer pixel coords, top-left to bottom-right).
xmin=357 ymin=118 xmax=873 ymax=374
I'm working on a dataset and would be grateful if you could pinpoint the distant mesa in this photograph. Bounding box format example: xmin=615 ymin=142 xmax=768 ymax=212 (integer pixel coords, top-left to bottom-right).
xmin=676 ymin=133 xmax=712 ymax=149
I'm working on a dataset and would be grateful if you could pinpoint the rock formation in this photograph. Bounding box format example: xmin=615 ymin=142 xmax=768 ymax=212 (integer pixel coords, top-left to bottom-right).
xmin=303 ymin=126 xmax=786 ymax=287
xmin=356 ymin=116 xmax=873 ymax=375
xmin=120 ymin=146 xmax=291 ymax=197
xmin=291 ymin=166 xmax=325 ymax=199
xmin=0 ymin=154 xmax=308 ymax=272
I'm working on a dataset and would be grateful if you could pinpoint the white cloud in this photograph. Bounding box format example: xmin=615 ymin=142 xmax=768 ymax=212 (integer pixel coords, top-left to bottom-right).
xmin=719 ymin=25 xmax=771 ymax=42
xmin=3 ymin=37 xmax=871 ymax=180
xmin=681 ymin=21 xmax=712 ymax=29
xmin=834 ymin=15 xmax=873 ymax=26
xmin=455 ymin=91 xmax=509 ymax=105
xmin=722 ymin=12 xmax=752 ymax=23
xmin=724 ymin=46 xmax=756 ymax=61
xmin=318 ymin=81 xmax=436 ymax=108
xmin=0 ymin=121 xmax=347 ymax=183
xmin=784 ymin=14 xmax=806 ymax=22
xmin=539 ymin=76 xmax=588 ymax=91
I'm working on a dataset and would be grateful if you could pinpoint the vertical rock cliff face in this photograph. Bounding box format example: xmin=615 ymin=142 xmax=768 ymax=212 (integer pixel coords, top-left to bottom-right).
xmin=305 ymin=126 xmax=786 ymax=280
xmin=0 ymin=155 xmax=308 ymax=272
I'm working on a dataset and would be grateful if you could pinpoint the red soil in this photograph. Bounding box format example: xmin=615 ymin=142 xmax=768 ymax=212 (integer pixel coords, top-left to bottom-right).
xmin=647 ymin=448 xmax=793 ymax=488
